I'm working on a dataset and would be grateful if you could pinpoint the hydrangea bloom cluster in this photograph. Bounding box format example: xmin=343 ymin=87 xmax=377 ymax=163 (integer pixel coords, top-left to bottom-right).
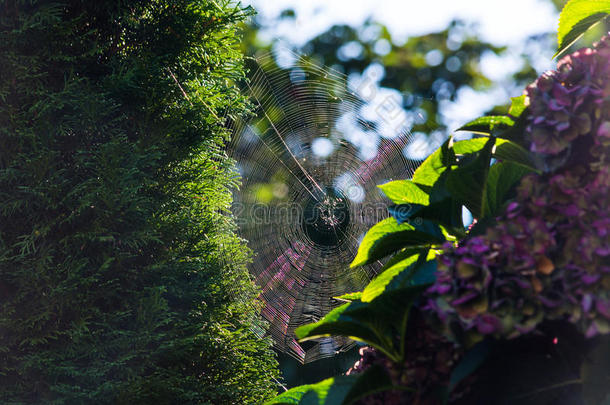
xmin=528 ymin=36 xmax=610 ymax=156
xmin=423 ymin=34 xmax=610 ymax=341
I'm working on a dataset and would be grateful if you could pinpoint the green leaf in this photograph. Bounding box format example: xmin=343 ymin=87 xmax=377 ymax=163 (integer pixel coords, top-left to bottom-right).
xmin=294 ymin=302 xmax=385 ymax=350
xmin=451 ymin=138 xmax=537 ymax=172
xmin=414 ymin=198 xmax=464 ymax=231
xmin=294 ymin=302 xmax=351 ymax=340
xmin=350 ymin=217 xmax=444 ymax=268
xmin=508 ymin=95 xmax=528 ymax=118
xmin=293 ymin=301 xmax=389 ymax=358
xmin=374 ymin=272 xmax=432 ymax=361
xmin=361 ymin=250 xmax=420 ymax=302
xmin=411 ymin=139 xmax=455 ymax=187
xmin=484 ymin=162 xmax=532 ymax=217
xmin=388 ymin=206 xmax=446 ymax=242
xmin=555 ymin=0 xmax=610 ymax=58
xmin=296 ymin=284 xmax=429 ymax=362
xmin=264 ymin=376 xmax=350 ymax=405
xmin=362 ymin=251 xmax=436 ymax=302
xmin=333 ymin=292 xmax=363 ymax=302
xmin=452 ymin=138 xmax=488 ymax=155
xmin=387 ymin=204 xmax=418 ymax=224
xmin=446 ymin=138 xmax=495 ymax=218
xmin=494 ymin=139 xmax=538 ymax=171
xmin=265 ymin=365 xmax=395 ymax=405
xmin=378 ymin=180 xmax=430 ymax=205
xmin=456 ymin=116 xmax=515 ymax=135
xmin=425 ymin=173 xmax=465 ymax=231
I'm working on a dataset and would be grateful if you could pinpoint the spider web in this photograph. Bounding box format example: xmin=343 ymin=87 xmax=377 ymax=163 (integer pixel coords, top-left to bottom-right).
xmin=227 ymin=49 xmax=422 ymax=363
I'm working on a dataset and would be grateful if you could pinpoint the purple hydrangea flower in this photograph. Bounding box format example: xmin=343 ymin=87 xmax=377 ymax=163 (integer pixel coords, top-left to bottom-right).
xmin=423 ymin=33 xmax=610 ymax=342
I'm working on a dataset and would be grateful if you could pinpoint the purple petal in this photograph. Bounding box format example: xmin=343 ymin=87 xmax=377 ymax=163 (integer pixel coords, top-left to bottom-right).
xmin=582 ymin=274 xmax=601 ymax=285
xmin=596 ymin=299 xmax=610 ymax=319
xmin=595 ymin=247 xmax=610 ymax=256
xmin=451 ymin=291 xmax=479 ymax=306
xmin=475 ymin=314 xmax=503 ymax=334
xmin=582 ymin=294 xmax=593 ymax=313
xmin=585 ymin=323 xmax=598 ymax=338
xmin=538 ymin=295 xmax=560 ymax=308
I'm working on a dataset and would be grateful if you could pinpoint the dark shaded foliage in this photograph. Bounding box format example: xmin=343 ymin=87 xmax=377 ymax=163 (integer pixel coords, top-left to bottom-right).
xmin=0 ymin=1 xmax=279 ymax=403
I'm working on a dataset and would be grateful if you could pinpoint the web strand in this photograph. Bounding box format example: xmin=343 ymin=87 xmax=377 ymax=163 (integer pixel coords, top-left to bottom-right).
xmin=245 ymin=80 xmax=325 ymax=201
xmin=227 ymin=48 xmax=422 ymax=363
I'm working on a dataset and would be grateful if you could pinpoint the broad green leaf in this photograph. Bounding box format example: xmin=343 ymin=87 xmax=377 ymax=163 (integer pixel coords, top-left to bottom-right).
xmin=387 ymin=204 xmax=417 ymax=224
xmin=388 ymin=205 xmax=445 ymax=240
xmin=350 ymin=217 xmax=444 ymax=268
xmin=427 ymin=169 xmax=452 ymax=203
xmin=266 ymin=365 xmax=394 ymax=405
xmin=294 ymin=302 xmax=352 ymax=340
xmin=377 ymin=248 xmax=421 ymax=276
xmin=494 ymin=139 xmax=538 ymax=172
xmin=452 ymin=138 xmax=488 ymax=155
xmin=451 ymin=138 xmax=537 ymax=171
xmin=378 ymin=180 xmax=430 ymax=205
xmin=413 ymin=199 xmax=464 ymax=230
xmin=446 ymin=138 xmax=495 ymax=218
xmin=404 ymin=170 xmax=462 ymax=233
xmin=425 ymin=173 xmax=465 ymax=230
xmin=411 ymin=139 xmax=455 ymax=187
xmin=374 ymin=279 xmax=432 ymax=361
xmin=333 ymin=291 xmax=363 ymax=302
xmin=361 ymin=250 xmax=420 ymax=302
xmin=412 ymin=219 xmax=444 ymax=240
xmin=496 ymin=110 xmax=531 ymax=146
xmin=362 ymin=251 xmax=436 ymax=302
xmin=294 ymin=301 xmax=385 ymax=350
xmin=265 ymin=376 xmax=349 ymax=405
xmin=484 ymin=162 xmax=532 ymax=217
xmin=296 ymin=284 xmax=429 ymax=361
xmin=408 ymin=257 xmax=438 ymax=285
xmin=265 ymin=378 xmax=339 ymax=405
xmin=456 ymin=116 xmax=515 ymax=135
xmin=555 ymin=0 xmax=610 ymax=58
xmin=508 ymin=95 xmax=528 ymax=118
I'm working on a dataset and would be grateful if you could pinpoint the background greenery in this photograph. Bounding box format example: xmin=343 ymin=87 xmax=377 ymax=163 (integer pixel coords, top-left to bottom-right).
xmin=0 ymin=1 xmax=279 ymax=403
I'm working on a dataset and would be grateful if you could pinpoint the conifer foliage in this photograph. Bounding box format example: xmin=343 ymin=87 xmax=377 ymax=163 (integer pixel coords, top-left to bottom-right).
xmin=0 ymin=1 xmax=278 ymax=403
